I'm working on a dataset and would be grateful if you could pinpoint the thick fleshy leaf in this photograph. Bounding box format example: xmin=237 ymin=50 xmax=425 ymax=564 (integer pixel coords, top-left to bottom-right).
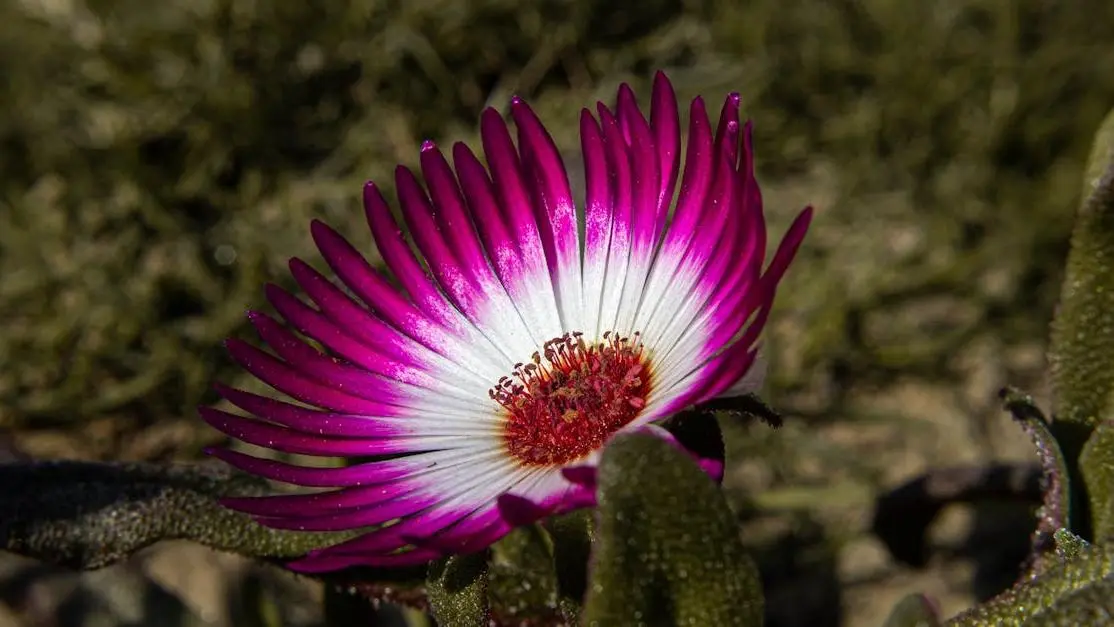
xmin=945 ymin=543 xmax=1114 ymax=626
xmin=544 ymin=509 xmax=595 ymax=618
xmin=426 ymin=553 xmax=490 ymax=627
xmin=882 ymin=594 xmax=941 ymax=627
xmin=0 ymin=459 xmax=436 ymax=611
xmin=583 ymin=432 xmax=763 ymax=626
xmin=1080 ymin=420 xmax=1114 ymax=542
xmin=1053 ymin=528 xmax=1090 ymax=561
xmin=1000 ymin=387 xmax=1072 ymax=578
xmin=1049 ymin=107 xmax=1114 ymax=433
xmin=1018 ymin=580 xmax=1114 ymax=626
xmin=0 ymin=459 xmax=356 ymax=568
xmin=487 ymin=525 xmax=567 ymax=624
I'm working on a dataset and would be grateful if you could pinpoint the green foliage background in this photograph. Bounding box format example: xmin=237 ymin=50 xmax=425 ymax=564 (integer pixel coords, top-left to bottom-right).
xmin=3 ymin=0 xmax=1114 ymax=624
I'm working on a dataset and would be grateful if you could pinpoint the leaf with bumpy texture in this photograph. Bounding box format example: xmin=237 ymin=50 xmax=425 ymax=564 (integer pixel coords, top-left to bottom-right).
xmin=1081 ymin=420 xmax=1114 ymax=543
xmin=0 ymin=459 xmax=435 ymax=609
xmin=0 ymin=460 xmax=356 ymax=568
xmin=583 ymin=432 xmax=763 ymax=627
xmin=1049 ymin=107 xmax=1114 ymax=432
xmin=1053 ymin=528 xmax=1090 ymax=561
xmin=946 ymin=543 xmax=1114 ymax=626
xmin=1000 ymin=387 xmax=1072 ymax=578
xmin=487 ymin=524 xmax=567 ymax=625
xmin=545 ymin=510 xmax=595 ymax=618
xmin=1019 ymin=578 xmax=1114 ymax=626
xmin=427 ymin=553 xmax=490 ymax=627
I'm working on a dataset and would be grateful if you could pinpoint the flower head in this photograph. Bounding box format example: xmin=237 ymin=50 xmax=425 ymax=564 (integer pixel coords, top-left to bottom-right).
xmin=201 ymin=72 xmax=812 ymax=571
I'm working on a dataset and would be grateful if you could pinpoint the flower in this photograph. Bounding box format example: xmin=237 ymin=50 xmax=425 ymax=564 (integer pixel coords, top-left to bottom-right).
xmin=201 ymin=71 xmax=812 ymax=572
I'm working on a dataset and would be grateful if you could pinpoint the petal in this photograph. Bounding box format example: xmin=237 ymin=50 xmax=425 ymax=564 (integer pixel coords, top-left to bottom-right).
xmin=206 ymin=448 xmax=420 ymax=487
xmin=650 ymin=70 xmax=682 ymax=218
xmin=612 ymin=83 xmax=663 ymax=336
xmin=480 ymin=107 xmax=554 ymax=312
xmin=592 ymin=103 xmax=634 ymax=339
xmin=511 ymin=97 xmax=584 ymax=332
xmin=453 ymin=141 xmax=563 ymax=342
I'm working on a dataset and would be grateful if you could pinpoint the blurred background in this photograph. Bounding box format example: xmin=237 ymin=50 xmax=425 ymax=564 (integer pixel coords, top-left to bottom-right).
xmin=3 ymin=0 xmax=1114 ymax=625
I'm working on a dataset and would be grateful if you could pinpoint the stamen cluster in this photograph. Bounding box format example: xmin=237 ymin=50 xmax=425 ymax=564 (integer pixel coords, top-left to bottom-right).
xmin=494 ymin=332 xmax=651 ymax=466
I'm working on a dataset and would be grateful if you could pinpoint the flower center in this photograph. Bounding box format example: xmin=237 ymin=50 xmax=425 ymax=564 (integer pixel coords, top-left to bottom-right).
xmin=492 ymin=331 xmax=651 ymax=466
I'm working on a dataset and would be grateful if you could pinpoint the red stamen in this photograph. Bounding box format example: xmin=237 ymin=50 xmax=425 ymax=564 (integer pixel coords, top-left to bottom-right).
xmin=493 ymin=332 xmax=651 ymax=466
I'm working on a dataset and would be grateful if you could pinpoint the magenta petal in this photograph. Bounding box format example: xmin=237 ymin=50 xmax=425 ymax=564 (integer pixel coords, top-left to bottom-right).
xmin=199 ymin=407 xmax=415 ymax=457
xmin=511 ymin=97 xmax=580 ymax=275
xmin=561 ymin=465 xmax=597 ymax=487
xmin=420 ymin=142 xmax=486 ymax=269
xmin=596 ymin=104 xmax=633 ymax=240
xmin=697 ymin=457 xmax=726 ymax=483
xmin=763 ymin=206 xmax=815 ymax=289
xmin=453 ymin=141 xmax=525 ymax=287
xmin=615 ymin=84 xmax=661 ymax=253
xmin=581 ymin=109 xmax=612 ymax=259
xmin=406 ymin=509 xmax=514 ymax=556
xmin=665 ymin=97 xmax=714 ymax=244
xmin=264 ymin=283 xmax=415 ymax=371
xmin=325 ymin=504 xmax=474 ymax=555
xmin=287 ymin=546 xmax=443 ymax=571
xmin=650 ymin=71 xmax=681 ymax=215
xmin=206 ymin=447 xmax=418 ymax=488
xmin=713 ymin=92 xmax=742 ymax=169
xmin=299 ymin=502 xmax=462 ymax=553
xmin=481 ymin=107 xmax=548 ymax=275
xmin=737 ymin=121 xmax=768 ymax=264
xmin=555 ymin=484 xmax=599 ymax=512
xmin=215 ymin=384 xmax=397 ymax=436
xmin=395 ymin=165 xmax=481 ymax=308
xmin=254 ymin=490 xmax=438 ymax=532
xmin=696 ymin=346 xmax=759 ymax=408
xmin=310 ymin=220 xmax=401 ymax=321
xmin=287 ymin=259 xmax=411 ymax=352
xmin=224 ymin=339 xmax=392 ymax=416
xmin=246 ymin=311 xmax=403 ymax=405
xmin=362 ymin=182 xmax=466 ymax=332
xmin=221 ymin=482 xmax=416 ymax=518
xmin=496 ymin=493 xmax=553 ymax=527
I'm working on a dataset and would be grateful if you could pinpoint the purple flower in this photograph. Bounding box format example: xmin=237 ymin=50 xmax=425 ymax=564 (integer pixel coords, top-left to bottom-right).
xmin=201 ymin=72 xmax=812 ymax=572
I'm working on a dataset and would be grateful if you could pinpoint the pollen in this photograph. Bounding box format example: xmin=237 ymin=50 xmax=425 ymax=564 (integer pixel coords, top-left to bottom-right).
xmin=492 ymin=331 xmax=652 ymax=466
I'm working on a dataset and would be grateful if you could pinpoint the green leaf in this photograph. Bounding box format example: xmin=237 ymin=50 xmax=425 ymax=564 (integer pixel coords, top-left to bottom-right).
xmin=1049 ymin=107 xmax=1114 ymax=431
xmin=882 ymin=594 xmax=941 ymax=627
xmin=487 ymin=524 xmax=568 ymax=625
xmin=1000 ymin=387 xmax=1072 ymax=576
xmin=426 ymin=553 xmax=490 ymax=627
xmin=1053 ymin=528 xmax=1091 ymax=561
xmin=1080 ymin=420 xmax=1114 ymax=542
xmin=583 ymin=432 xmax=763 ymax=627
xmin=545 ymin=509 xmax=596 ymax=618
xmin=0 ymin=460 xmax=356 ymax=568
xmin=1019 ymin=578 xmax=1114 ymax=626
xmin=0 ymin=460 xmax=433 ymax=609
xmin=946 ymin=543 xmax=1114 ymax=626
